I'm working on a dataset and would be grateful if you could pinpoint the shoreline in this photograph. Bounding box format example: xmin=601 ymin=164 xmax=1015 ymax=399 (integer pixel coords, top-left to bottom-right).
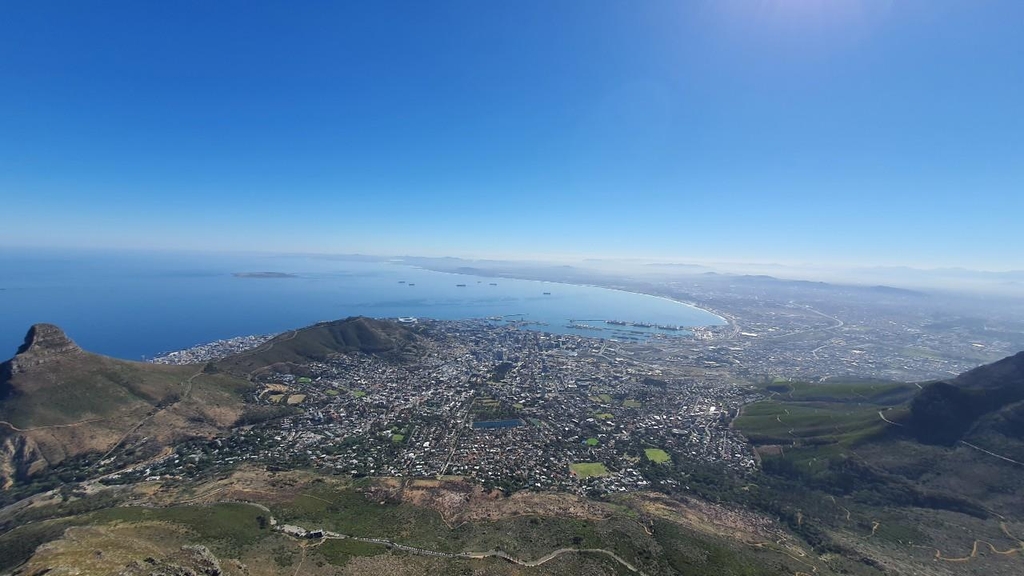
xmin=2 ymin=260 xmax=731 ymax=361
xmin=400 ymin=263 xmax=729 ymax=327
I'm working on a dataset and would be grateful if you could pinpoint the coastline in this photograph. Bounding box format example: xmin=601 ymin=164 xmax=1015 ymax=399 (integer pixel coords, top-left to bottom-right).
xmin=400 ymin=263 xmax=729 ymax=327
xmin=2 ymin=256 xmax=732 ymax=361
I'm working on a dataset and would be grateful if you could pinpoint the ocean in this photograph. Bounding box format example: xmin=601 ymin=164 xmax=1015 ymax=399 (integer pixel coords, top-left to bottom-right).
xmin=0 ymin=248 xmax=724 ymax=360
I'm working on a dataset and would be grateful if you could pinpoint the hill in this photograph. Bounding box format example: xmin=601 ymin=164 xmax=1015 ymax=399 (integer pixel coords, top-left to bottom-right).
xmin=212 ymin=316 xmax=421 ymax=377
xmin=908 ymin=351 xmax=1024 ymax=445
xmin=0 ymin=324 xmax=253 ymax=490
xmin=0 ymin=318 xmax=421 ymax=491
xmin=734 ymin=353 xmax=1024 ymax=575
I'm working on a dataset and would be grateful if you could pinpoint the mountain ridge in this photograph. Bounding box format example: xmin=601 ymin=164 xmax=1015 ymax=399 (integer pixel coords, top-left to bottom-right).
xmin=0 ymin=324 xmax=249 ymax=489
xmin=908 ymin=350 xmax=1024 ymax=445
xmin=0 ymin=317 xmax=421 ymax=490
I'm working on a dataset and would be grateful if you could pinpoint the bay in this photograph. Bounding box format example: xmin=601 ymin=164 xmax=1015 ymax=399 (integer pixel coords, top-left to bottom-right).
xmin=0 ymin=248 xmax=724 ymax=360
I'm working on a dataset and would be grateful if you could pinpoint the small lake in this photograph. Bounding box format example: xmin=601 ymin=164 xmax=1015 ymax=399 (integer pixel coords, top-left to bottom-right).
xmin=0 ymin=249 xmax=725 ymax=360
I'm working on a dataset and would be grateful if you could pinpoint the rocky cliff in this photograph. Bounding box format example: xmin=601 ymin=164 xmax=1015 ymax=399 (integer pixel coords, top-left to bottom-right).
xmin=4 ymin=323 xmax=83 ymax=375
xmin=0 ymin=433 xmax=46 ymax=490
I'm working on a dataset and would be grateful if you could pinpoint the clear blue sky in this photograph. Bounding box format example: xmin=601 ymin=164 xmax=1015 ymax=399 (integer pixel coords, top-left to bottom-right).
xmin=2 ymin=1 xmax=1022 ymax=269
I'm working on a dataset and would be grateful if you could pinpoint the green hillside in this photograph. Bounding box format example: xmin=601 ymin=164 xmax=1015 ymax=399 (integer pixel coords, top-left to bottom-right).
xmin=908 ymin=351 xmax=1024 ymax=445
xmin=0 ymin=324 xmax=252 ymax=489
xmin=734 ymin=362 xmax=1024 ymax=574
xmin=213 ymin=316 xmax=420 ymax=376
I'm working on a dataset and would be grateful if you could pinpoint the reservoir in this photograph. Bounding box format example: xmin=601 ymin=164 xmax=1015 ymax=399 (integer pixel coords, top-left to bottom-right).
xmin=0 ymin=249 xmax=725 ymax=360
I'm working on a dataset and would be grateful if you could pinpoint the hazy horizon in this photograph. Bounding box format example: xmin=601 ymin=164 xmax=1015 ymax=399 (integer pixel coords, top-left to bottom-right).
xmin=3 ymin=245 xmax=1022 ymax=298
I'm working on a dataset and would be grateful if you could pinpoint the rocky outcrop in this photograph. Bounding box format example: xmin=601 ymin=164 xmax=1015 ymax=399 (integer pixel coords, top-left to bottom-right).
xmin=117 ymin=544 xmax=224 ymax=576
xmin=0 ymin=325 xmax=84 ymax=487
xmin=4 ymin=323 xmax=83 ymax=375
xmin=0 ymin=432 xmax=47 ymax=489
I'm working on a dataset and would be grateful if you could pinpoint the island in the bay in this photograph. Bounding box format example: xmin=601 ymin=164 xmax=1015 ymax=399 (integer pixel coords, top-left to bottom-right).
xmin=232 ymin=271 xmax=299 ymax=278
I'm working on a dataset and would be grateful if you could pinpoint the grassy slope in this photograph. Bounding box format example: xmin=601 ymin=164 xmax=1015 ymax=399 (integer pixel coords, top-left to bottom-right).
xmin=734 ymin=380 xmax=1024 ymax=576
xmin=2 ymin=473 xmax=848 ymax=576
xmin=0 ymin=355 xmax=196 ymax=428
xmin=0 ymin=351 xmax=252 ymax=474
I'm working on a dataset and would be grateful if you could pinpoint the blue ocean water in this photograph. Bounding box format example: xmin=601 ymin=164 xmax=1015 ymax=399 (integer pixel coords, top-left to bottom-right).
xmin=0 ymin=249 xmax=724 ymax=360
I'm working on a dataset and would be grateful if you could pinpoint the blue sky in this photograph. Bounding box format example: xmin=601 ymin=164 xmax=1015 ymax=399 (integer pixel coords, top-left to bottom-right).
xmin=2 ymin=1 xmax=1022 ymax=269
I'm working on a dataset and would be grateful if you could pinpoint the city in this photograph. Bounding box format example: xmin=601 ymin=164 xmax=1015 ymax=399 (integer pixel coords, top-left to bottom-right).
xmin=106 ymin=275 xmax=1024 ymax=502
xmin=107 ymin=320 xmax=759 ymax=496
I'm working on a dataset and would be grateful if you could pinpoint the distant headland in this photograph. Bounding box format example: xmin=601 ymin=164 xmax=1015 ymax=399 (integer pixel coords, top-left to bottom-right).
xmin=231 ymin=272 xmax=298 ymax=279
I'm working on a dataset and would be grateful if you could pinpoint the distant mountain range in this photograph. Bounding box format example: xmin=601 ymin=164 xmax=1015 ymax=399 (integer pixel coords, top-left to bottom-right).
xmin=393 ymin=254 xmax=1024 ymax=297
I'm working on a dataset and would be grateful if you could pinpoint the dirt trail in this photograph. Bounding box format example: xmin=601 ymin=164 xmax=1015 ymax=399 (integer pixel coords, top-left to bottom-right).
xmin=244 ymin=330 xmax=298 ymax=379
xmin=0 ymin=417 xmax=108 ymax=433
xmin=934 ymin=539 xmax=1024 ymax=562
xmin=234 ymin=500 xmax=652 ymax=575
xmin=463 ymin=547 xmax=648 ymax=573
xmin=91 ymin=365 xmax=207 ymax=469
xmin=960 ymin=440 xmax=1024 ymax=466
xmin=930 ymin=521 xmax=1024 ymax=563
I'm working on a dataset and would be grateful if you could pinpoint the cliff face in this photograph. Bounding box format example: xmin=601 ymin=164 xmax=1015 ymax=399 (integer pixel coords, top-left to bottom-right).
xmin=0 ymin=325 xmax=76 ymax=487
xmin=0 ymin=432 xmax=46 ymax=490
xmin=6 ymin=323 xmax=83 ymax=375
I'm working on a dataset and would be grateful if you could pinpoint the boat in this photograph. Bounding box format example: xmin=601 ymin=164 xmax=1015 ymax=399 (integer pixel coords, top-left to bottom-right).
xmin=567 ymin=323 xmax=603 ymax=331
xmin=456 ymin=284 xmax=467 ymax=287
xmin=542 ymin=292 xmax=551 ymax=295
xmin=489 ymin=282 xmax=497 ymax=286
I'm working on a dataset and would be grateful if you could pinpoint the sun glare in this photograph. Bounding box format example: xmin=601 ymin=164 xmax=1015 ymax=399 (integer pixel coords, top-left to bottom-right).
xmin=728 ymin=0 xmax=885 ymax=32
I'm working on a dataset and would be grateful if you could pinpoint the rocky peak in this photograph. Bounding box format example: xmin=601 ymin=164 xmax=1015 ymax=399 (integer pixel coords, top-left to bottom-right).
xmin=7 ymin=324 xmax=83 ymax=374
